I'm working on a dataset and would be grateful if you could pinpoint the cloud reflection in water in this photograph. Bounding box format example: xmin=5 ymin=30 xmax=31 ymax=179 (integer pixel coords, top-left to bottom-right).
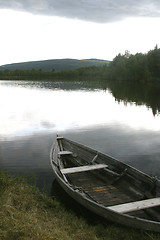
xmin=0 ymin=81 xmax=160 ymax=139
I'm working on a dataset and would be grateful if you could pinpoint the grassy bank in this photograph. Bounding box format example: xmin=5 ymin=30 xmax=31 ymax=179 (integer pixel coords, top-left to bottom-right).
xmin=0 ymin=171 xmax=159 ymax=240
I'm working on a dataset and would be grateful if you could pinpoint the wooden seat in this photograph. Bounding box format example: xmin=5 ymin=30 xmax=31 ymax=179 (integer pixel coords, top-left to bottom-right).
xmin=61 ymin=164 xmax=108 ymax=175
xmin=107 ymin=197 xmax=160 ymax=214
xmin=58 ymin=151 xmax=73 ymax=156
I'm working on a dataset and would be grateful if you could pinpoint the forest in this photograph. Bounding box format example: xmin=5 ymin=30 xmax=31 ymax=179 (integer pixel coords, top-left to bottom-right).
xmin=0 ymin=46 xmax=159 ymax=82
xmin=105 ymin=45 xmax=160 ymax=82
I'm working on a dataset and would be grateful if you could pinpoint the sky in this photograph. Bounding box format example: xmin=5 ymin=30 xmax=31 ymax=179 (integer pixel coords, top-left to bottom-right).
xmin=0 ymin=0 xmax=160 ymax=66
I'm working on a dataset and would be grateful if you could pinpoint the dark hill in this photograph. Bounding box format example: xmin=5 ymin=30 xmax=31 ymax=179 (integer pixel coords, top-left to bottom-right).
xmin=0 ymin=59 xmax=109 ymax=72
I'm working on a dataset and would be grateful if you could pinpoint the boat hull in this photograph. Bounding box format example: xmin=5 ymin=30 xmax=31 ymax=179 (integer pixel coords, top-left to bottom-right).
xmin=50 ymin=137 xmax=160 ymax=232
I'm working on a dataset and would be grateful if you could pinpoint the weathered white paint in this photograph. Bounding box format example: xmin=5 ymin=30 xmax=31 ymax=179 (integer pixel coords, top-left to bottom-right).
xmin=61 ymin=164 xmax=108 ymax=174
xmin=58 ymin=151 xmax=73 ymax=156
xmin=107 ymin=198 xmax=160 ymax=213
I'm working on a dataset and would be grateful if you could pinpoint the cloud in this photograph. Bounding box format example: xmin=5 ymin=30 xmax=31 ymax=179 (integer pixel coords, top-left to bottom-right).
xmin=0 ymin=0 xmax=160 ymax=22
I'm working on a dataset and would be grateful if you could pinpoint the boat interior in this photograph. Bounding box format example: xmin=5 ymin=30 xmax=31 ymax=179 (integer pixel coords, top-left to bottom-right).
xmin=55 ymin=137 xmax=160 ymax=222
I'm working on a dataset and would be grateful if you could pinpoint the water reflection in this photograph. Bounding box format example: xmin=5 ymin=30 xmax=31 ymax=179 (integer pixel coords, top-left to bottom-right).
xmin=103 ymin=80 xmax=160 ymax=116
xmin=0 ymin=80 xmax=160 ymax=193
xmin=0 ymin=133 xmax=56 ymax=192
xmin=0 ymin=81 xmax=160 ymax=140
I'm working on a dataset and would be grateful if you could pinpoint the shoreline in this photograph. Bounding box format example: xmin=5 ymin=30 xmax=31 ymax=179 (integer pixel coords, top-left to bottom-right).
xmin=0 ymin=170 xmax=159 ymax=240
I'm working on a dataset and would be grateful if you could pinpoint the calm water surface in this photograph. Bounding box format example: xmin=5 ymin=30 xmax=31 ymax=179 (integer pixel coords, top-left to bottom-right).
xmin=0 ymin=80 xmax=160 ymax=193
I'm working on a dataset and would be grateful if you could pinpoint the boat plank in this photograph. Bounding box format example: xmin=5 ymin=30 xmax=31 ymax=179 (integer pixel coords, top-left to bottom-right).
xmin=58 ymin=151 xmax=73 ymax=156
xmin=61 ymin=164 xmax=108 ymax=175
xmin=107 ymin=197 xmax=160 ymax=213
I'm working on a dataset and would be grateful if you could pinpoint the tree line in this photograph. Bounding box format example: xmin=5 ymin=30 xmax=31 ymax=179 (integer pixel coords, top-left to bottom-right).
xmin=0 ymin=46 xmax=160 ymax=82
xmin=105 ymin=45 xmax=160 ymax=81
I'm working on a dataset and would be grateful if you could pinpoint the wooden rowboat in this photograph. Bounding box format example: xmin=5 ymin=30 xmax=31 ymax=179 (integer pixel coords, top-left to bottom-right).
xmin=50 ymin=136 xmax=160 ymax=232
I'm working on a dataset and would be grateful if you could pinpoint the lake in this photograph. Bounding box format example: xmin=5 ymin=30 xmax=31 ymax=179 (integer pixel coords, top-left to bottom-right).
xmin=0 ymin=80 xmax=160 ymax=193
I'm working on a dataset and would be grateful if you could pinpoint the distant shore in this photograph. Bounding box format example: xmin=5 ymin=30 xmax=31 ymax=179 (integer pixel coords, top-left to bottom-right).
xmin=0 ymin=46 xmax=160 ymax=82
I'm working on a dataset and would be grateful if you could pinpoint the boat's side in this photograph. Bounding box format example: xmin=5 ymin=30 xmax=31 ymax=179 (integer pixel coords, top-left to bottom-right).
xmin=50 ymin=137 xmax=160 ymax=232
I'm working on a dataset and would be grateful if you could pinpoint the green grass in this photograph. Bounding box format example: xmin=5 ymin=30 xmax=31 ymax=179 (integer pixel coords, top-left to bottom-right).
xmin=0 ymin=170 xmax=159 ymax=240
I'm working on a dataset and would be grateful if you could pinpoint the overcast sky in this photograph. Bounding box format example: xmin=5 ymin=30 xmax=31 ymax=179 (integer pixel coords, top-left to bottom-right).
xmin=0 ymin=0 xmax=160 ymax=65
